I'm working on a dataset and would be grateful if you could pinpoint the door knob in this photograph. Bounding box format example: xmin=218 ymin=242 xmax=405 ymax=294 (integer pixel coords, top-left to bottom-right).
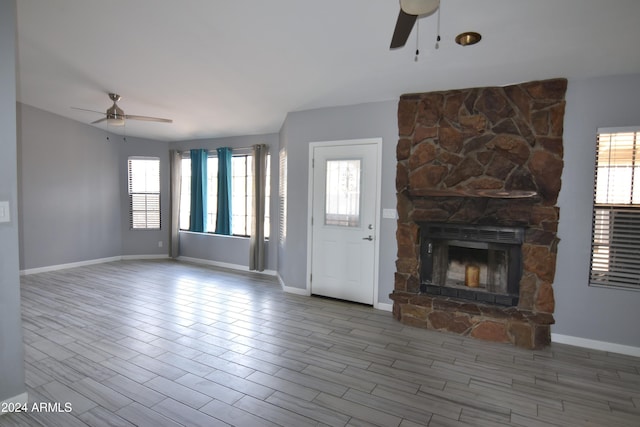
xmin=362 ymin=235 xmax=373 ymax=241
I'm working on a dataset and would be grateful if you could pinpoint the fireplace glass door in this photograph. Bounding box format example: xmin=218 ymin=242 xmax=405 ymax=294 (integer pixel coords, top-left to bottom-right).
xmin=432 ymin=240 xmax=510 ymax=294
xmin=420 ymin=223 xmax=524 ymax=306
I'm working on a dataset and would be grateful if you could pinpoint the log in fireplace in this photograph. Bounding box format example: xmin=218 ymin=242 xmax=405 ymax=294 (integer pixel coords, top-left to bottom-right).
xmin=419 ymin=222 xmax=524 ymax=306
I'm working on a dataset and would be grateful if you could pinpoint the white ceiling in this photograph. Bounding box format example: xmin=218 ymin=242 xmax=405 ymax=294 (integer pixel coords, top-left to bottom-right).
xmin=15 ymin=0 xmax=640 ymax=142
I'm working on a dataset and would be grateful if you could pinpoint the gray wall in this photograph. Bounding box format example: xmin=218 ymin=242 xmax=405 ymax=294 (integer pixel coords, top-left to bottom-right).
xmin=119 ymin=135 xmax=170 ymax=256
xmin=0 ymin=0 xmax=26 ymax=404
xmin=18 ymin=104 xmax=122 ymax=269
xmin=277 ymin=101 xmax=398 ymax=304
xmin=554 ymin=73 xmax=640 ymax=347
xmin=170 ymin=133 xmax=280 ymax=271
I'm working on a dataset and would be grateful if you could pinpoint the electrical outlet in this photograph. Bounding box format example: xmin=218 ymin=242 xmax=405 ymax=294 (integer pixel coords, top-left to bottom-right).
xmin=158 ymin=241 xmax=163 ymax=248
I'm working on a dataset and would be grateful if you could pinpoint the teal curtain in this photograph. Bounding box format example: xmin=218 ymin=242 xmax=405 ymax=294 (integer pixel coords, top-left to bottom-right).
xmin=216 ymin=147 xmax=232 ymax=235
xmin=189 ymin=149 xmax=207 ymax=232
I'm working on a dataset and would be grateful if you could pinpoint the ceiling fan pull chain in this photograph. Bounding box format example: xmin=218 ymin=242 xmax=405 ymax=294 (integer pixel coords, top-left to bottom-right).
xmin=415 ymin=19 xmax=420 ymax=61
xmin=435 ymin=6 xmax=441 ymax=49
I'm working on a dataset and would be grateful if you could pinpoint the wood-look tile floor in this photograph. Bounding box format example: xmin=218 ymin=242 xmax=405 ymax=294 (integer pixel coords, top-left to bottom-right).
xmin=1 ymin=260 xmax=639 ymax=426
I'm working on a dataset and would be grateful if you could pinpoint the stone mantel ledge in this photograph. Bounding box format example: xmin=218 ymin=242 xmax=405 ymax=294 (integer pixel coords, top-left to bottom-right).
xmin=408 ymin=189 xmax=540 ymax=199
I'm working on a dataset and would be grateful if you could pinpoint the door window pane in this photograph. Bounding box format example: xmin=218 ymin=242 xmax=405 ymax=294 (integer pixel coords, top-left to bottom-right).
xmin=325 ymin=159 xmax=361 ymax=227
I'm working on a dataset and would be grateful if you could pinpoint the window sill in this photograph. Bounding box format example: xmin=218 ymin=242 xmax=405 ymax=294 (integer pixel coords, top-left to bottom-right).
xmin=179 ymin=230 xmax=248 ymax=239
xmin=179 ymin=230 xmax=269 ymax=241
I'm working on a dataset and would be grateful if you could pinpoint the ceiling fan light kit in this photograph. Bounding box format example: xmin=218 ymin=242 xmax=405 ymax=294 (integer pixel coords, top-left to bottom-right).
xmin=400 ymin=0 xmax=440 ymax=16
xmin=391 ymin=0 xmax=440 ymax=49
xmin=391 ymin=0 xmax=482 ymax=51
xmin=103 ymin=94 xmax=126 ymax=126
xmin=107 ymin=117 xmax=125 ymax=126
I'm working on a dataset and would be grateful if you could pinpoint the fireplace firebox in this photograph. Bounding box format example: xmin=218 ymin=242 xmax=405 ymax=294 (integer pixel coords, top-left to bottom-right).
xmin=419 ymin=223 xmax=524 ymax=306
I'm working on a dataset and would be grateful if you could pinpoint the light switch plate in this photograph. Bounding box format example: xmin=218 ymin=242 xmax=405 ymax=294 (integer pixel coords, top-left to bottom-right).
xmin=382 ymin=208 xmax=397 ymax=219
xmin=0 ymin=201 xmax=10 ymax=223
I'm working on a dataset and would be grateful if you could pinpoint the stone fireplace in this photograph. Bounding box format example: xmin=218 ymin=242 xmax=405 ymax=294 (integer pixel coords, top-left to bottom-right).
xmin=390 ymin=78 xmax=567 ymax=349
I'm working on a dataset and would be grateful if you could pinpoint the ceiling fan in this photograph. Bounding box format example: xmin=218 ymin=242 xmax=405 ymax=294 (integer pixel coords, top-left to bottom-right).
xmin=73 ymin=93 xmax=173 ymax=126
xmin=390 ymin=0 xmax=440 ymax=49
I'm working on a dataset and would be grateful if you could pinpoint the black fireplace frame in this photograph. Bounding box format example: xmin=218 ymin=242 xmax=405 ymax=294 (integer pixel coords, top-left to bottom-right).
xmin=419 ymin=222 xmax=525 ymax=306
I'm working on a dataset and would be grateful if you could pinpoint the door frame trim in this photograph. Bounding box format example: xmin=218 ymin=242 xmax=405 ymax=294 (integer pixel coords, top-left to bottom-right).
xmin=306 ymin=138 xmax=383 ymax=307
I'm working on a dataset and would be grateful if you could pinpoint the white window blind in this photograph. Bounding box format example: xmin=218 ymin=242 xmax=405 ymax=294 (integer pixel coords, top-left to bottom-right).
xmin=128 ymin=157 xmax=160 ymax=230
xmin=279 ymin=148 xmax=287 ymax=244
xmin=590 ymin=128 xmax=640 ymax=289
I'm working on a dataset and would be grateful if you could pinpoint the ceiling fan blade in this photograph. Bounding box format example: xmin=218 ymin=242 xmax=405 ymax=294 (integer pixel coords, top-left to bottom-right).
xmin=90 ymin=117 xmax=108 ymax=124
xmin=390 ymin=9 xmax=418 ymax=49
xmin=72 ymin=107 xmax=104 ymax=114
xmin=125 ymin=114 xmax=173 ymax=123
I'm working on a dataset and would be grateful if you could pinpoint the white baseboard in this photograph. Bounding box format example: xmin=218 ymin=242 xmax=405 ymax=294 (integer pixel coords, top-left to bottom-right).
xmin=19 ymin=254 xmax=280 ymax=277
xmin=551 ymin=333 xmax=640 ymax=357
xmin=121 ymin=254 xmax=169 ymax=261
xmin=20 ymin=255 xmax=173 ymax=275
xmin=276 ymin=273 xmax=310 ymax=296
xmin=0 ymin=392 xmax=28 ymax=416
xmin=375 ymin=302 xmax=393 ymax=312
xmin=282 ymin=284 xmax=311 ymax=296
xmin=177 ymin=256 xmax=277 ymax=277
xmin=20 ymin=256 xmax=122 ymax=275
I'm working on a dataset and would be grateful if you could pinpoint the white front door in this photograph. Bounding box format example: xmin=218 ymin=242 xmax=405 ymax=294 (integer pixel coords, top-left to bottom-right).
xmin=310 ymin=141 xmax=379 ymax=305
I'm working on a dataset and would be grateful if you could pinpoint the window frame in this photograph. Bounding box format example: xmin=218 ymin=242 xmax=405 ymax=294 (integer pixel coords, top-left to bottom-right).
xmin=178 ymin=149 xmax=270 ymax=239
xmin=231 ymin=153 xmax=252 ymax=237
xmin=589 ymin=126 xmax=640 ymax=291
xmin=127 ymin=156 xmax=161 ymax=230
